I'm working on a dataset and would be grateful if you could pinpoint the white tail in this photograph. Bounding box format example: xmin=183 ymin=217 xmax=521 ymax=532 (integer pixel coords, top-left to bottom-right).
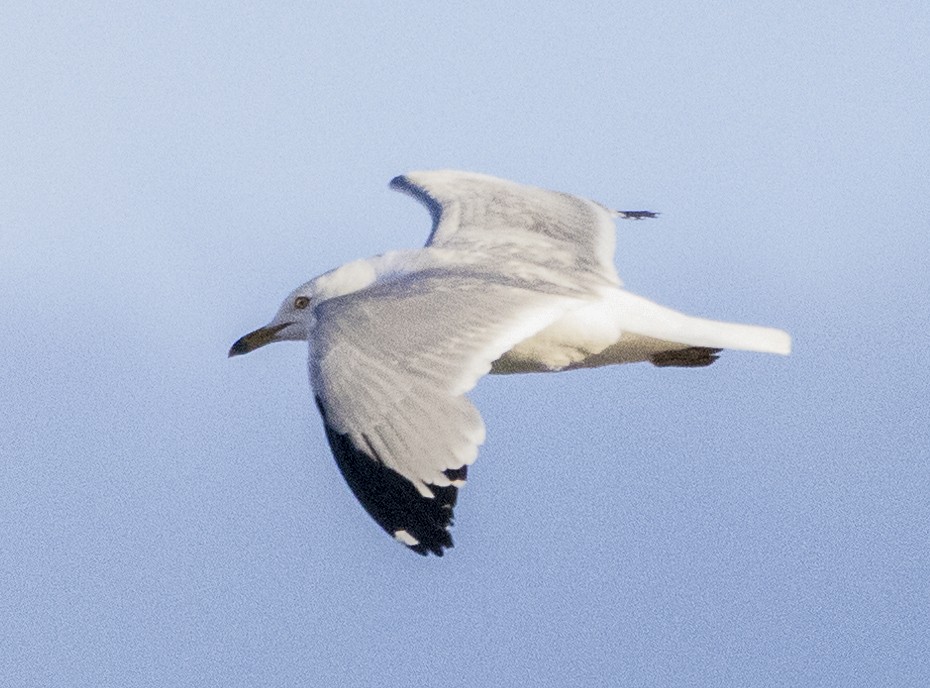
xmin=610 ymin=289 xmax=792 ymax=356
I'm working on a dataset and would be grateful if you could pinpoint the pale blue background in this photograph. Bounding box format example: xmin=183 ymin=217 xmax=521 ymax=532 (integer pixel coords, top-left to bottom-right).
xmin=2 ymin=3 xmax=928 ymax=686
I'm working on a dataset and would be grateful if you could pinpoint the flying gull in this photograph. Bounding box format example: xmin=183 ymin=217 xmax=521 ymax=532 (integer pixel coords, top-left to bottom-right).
xmin=229 ymin=171 xmax=791 ymax=556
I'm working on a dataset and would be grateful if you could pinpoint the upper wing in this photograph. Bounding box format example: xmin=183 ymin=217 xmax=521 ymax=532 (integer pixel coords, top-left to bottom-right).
xmin=391 ymin=170 xmax=623 ymax=288
xmin=309 ymin=269 xmax=578 ymax=555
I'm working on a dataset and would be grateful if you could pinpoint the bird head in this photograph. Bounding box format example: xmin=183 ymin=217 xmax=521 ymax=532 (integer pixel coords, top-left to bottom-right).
xmin=228 ymin=284 xmax=316 ymax=357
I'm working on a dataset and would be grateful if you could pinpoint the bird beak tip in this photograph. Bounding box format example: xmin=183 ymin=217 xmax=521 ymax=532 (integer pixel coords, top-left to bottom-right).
xmin=228 ymin=339 xmax=248 ymax=358
xmin=228 ymin=322 xmax=292 ymax=359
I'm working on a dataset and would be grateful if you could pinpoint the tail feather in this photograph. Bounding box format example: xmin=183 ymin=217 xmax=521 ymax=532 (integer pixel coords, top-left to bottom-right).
xmin=610 ymin=289 xmax=792 ymax=356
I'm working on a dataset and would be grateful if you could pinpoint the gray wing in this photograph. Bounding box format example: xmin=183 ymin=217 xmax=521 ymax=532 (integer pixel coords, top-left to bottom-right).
xmin=309 ymin=270 xmax=576 ymax=555
xmin=391 ymin=170 xmax=622 ymax=289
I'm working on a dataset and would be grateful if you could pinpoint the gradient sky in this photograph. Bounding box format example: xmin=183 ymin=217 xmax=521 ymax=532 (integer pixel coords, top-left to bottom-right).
xmin=3 ymin=3 xmax=928 ymax=686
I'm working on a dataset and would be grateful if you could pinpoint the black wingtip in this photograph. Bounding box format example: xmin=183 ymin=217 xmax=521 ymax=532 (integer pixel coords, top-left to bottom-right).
xmin=388 ymin=174 xmax=444 ymax=243
xmin=410 ymin=539 xmax=451 ymax=557
xmin=388 ymin=174 xmax=410 ymax=190
xmin=315 ymin=397 xmax=458 ymax=557
xmin=617 ymin=210 xmax=659 ymax=220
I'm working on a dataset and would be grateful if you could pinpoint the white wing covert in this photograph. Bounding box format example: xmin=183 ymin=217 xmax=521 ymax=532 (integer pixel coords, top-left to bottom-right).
xmin=391 ymin=170 xmax=622 ymax=291
xmin=309 ymin=269 xmax=578 ymax=555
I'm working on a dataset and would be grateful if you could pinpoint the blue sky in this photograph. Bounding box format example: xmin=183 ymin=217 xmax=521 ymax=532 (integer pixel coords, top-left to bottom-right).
xmin=2 ymin=2 xmax=928 ymax=686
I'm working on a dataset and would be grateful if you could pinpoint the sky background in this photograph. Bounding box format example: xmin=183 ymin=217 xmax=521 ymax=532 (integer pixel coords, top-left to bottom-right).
xmin=2 ymin=2 xmax=928 ymax=686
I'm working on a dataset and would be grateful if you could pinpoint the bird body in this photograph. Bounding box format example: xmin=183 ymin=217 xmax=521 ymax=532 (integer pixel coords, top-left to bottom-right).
xmin=230 ymin=170 xmax=790 ymax=555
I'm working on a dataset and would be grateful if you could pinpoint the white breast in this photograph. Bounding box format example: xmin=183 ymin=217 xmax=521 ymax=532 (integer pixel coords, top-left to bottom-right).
xmin=491 ymin=295 xmax=622 ymax=374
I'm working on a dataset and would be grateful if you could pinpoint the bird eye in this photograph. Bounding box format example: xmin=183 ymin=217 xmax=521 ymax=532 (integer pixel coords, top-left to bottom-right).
xmin=294 ymin=296 xmax=310 ymax=309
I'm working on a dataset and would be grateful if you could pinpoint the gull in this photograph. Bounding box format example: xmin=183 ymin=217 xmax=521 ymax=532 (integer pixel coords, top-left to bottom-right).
xmin=229 ymin=171 xmax=791 ymax=556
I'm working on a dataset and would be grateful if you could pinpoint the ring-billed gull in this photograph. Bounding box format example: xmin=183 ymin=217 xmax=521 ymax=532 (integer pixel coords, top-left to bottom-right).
xmin=229 ymin=171 xmax=790 ymax=556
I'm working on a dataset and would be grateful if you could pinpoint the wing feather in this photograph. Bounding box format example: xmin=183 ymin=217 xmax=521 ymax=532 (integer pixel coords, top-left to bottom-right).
xmin=391 ymin=170 xmax=622 ymax=290
xmin=308 ymin=169 xmax=628 ymax=553
xmin=309 ymin=270 xmax=579 ymax=553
